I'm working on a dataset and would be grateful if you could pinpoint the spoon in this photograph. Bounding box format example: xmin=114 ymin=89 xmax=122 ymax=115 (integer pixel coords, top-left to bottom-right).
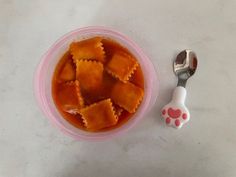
xmin=161 ymin=50 xmax=198 ymax=129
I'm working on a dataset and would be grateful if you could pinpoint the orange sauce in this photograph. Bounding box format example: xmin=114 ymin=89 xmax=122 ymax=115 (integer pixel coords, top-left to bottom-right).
xmin=52 ymin=38 xmax=144 ymax=132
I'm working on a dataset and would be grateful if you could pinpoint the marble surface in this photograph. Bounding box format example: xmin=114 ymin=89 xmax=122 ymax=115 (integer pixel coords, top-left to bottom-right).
xmin=1 ymin=0 xmax=236 ymax=176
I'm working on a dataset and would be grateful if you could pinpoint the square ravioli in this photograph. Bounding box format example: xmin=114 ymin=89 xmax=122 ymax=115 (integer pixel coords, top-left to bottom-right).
xmin=129 ymin=64 xmax=144 ymax=89
xmin=76 ymin=60 xmax=104 ymax=92
xmin=59 ymin=57 xmax=76 ymax=82
xmin=111 ymin=81 xmax=144 ymax=113
xmin=57 ymin=80 xmax=84 ymax=114
xmin=106 ymin=52 xmax=138 ymax=82
xmin=70 ymin=37 xmax=105 ymax=63
xmin=80 ymin=99 xmax=117 ymax=131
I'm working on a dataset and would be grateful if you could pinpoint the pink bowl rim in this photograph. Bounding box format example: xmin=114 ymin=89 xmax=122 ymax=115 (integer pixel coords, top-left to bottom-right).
xmin=34 ymin=26 xmax=159 ymax=141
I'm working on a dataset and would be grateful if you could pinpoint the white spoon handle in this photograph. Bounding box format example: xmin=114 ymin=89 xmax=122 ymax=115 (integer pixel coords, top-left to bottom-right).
xmin=161 ymin=86 xmax=190 ymax=129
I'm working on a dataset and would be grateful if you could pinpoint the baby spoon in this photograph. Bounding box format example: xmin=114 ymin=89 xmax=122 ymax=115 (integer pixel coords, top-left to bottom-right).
xmin=161 ymin=50 xmax=198 ymax=129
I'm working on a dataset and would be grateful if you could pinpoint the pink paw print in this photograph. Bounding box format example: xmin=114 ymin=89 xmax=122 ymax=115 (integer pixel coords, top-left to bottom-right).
xmin=161 ymin=107 xmax=189 ymax=129
xmin=161 ymin=87 xmax=190 ymax=129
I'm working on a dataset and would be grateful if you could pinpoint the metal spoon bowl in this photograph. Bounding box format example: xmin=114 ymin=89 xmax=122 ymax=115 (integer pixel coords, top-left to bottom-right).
xmin=174 ymin=50 xmax=198 ymax=87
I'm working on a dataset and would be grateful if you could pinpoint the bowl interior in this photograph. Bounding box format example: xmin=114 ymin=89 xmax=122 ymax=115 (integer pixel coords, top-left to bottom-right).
xmin=35 ymin=27 xmax=158 ymax=140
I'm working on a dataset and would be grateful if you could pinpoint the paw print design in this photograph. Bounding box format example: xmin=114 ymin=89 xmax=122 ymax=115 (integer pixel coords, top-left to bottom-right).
xmin=161 ymin=86 xmax=190 ymax=129
xmin=161 ymin=106 xmax=189 ymax=129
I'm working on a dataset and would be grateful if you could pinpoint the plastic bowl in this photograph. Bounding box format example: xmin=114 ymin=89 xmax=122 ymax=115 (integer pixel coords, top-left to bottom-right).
xmin=34 ymin=26 xmax=158 ymax=141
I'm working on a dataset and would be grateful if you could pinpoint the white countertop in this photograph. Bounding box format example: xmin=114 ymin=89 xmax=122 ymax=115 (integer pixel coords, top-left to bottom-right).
xmin=1 ymin=0 xmax=236 ymax=176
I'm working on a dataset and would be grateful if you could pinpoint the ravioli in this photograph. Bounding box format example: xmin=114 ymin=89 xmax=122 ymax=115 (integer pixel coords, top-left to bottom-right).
xmin=59 ymin=58 xmax=75 ymax=82
xmin=111 ymin=81 xmax=144 ymax=113
xmin=75 ymin=60 xmax=104 ymax=92
xmin=80 ymin=99 xmax=117 ymax=131
xmin=70 ymin=37 xmax=105 ymax=63
xmin=106 ymin=52 xmax=138 ymax=82
xmin=57 ymin=80 xmax=84 ymax=114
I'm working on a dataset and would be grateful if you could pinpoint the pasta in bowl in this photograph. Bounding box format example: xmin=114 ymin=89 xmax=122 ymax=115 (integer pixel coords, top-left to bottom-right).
xmin=34 ymin=26 xmax=158 ymax=141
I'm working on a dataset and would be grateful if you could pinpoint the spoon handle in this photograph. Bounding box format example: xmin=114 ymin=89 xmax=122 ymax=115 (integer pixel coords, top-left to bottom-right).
xmin=161 ymin=86 xmax=190 ymax=129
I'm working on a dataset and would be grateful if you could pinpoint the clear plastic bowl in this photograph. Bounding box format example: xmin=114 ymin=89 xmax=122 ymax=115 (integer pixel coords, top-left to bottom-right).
xmin=34 ymin=26 xmax=158 ymax=141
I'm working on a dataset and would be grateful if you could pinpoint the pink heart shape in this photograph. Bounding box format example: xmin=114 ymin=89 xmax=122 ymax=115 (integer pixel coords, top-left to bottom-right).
xmin=168 ymin=108 xmax=181 ymax=119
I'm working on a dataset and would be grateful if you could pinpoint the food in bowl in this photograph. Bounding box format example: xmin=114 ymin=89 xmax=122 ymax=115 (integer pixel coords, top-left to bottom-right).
xmin=52 ymin=37 xmax=144 ymax=132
